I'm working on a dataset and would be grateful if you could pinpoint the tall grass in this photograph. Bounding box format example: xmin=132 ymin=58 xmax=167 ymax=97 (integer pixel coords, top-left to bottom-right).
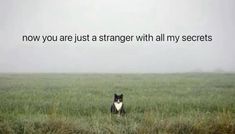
xmin=0 ymin=73 xmax=234 ymax=133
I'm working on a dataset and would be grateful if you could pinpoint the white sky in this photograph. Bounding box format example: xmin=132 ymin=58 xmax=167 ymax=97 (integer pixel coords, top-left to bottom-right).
xmin=0 ymin=0 xmax=235 ymax=73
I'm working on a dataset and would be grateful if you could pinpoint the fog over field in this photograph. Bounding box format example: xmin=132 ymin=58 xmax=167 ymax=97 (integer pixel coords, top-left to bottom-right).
xmin=0 ymin=0 xmax=235 ymax=73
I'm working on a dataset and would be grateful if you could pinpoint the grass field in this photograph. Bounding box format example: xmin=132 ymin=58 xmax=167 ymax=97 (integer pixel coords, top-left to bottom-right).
xmin=0 ymin=73 xmax=235 ymax=134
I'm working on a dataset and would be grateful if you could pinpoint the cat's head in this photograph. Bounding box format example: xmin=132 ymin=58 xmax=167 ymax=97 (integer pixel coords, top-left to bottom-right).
xmin=114 ymin=94 xmax=123 ymax=103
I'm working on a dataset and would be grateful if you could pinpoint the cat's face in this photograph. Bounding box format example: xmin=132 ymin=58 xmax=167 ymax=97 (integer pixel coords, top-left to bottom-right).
xmin=114 ymin=94 xmax=123 ymax=103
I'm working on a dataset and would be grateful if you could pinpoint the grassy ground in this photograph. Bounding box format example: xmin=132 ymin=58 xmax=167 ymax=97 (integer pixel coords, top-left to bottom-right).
xmin=0 ymin=73 xmax=234 ymax=134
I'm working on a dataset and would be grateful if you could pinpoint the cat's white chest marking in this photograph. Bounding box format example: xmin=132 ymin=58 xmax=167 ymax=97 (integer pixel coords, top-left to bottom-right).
xmin=114 ymin=102 xmax=123 ymax=111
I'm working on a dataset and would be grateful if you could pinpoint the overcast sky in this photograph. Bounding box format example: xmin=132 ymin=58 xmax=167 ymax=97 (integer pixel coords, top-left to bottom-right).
xmin=0 ymin=0 xmax=235 ymax=73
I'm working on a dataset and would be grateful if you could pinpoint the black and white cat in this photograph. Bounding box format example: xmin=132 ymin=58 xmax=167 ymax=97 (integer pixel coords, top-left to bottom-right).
xmin=111 ymin=94 xmax=126 ymax=115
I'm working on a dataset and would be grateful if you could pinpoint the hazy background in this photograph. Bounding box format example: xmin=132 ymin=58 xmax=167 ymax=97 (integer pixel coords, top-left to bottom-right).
xmin=0 ymin=0 xmax=234 ymax=73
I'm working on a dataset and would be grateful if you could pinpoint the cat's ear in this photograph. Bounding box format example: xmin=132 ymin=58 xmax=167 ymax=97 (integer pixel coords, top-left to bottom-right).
xmin=120 ymin=94 xmax=123 ymax=97
xmin=114 ymin=93 xmax=117 ymax=97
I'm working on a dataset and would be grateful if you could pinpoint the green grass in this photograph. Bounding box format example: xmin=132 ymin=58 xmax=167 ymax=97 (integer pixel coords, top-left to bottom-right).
xmin=0 ymin=73 xmax=235 ymax=134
